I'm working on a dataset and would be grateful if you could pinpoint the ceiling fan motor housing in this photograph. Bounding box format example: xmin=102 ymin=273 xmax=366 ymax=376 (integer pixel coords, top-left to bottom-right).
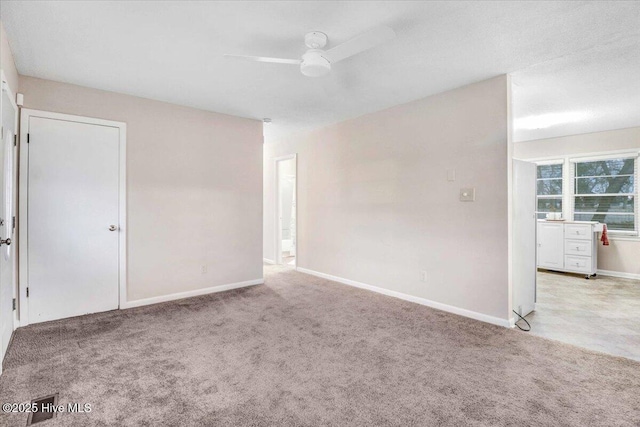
xmin=300 ymin=50 xmax=331 ymax=77
xmin=304 ymin=31 xmax=328 ymax=49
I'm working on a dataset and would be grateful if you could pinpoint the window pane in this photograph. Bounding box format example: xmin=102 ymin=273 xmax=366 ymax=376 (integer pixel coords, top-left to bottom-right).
xmin=575 ymin=176 xmax=634 ymax=194
xmin=574 ymin=195 xmax=634 ymax=213
xmin=537 ymin=178 xmax=563 ymax=195
xmin=576 ymin=158 xmax=635 ymax=177
xmin=574 ymin=213 xmax=635 ymax=231
xmin=537 ymin=197 xmax=562 ymax=212
xmin=537 ymin=164 xmax=563 ymax=179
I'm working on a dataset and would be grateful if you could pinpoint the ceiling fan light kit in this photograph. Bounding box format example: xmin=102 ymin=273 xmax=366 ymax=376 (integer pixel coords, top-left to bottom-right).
xmin=301 ymin=49 xmax=331 ymax=77
xmin=225 ymin=26 xmax=396 ymax=78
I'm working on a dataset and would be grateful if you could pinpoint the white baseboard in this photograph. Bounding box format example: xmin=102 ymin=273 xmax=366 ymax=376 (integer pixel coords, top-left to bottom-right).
xmin=121 ymin=278 xmax=264 ymax=309
xmin=296 ymin=267 xmax=511 ymax=328
xmin=263 ymin=258 xmax=275 ymax=265
xmin=596 ymin=269 xmax=640 ymax=280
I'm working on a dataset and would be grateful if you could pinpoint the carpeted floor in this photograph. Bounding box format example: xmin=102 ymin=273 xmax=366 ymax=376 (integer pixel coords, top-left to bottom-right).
xmin=1 ymin=265 xmax=639 ymax=426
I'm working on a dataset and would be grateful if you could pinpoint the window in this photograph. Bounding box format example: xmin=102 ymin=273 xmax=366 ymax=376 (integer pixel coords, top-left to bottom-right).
xmin=535 ymin=154 xmax=639 ymax=235
xmin=573 ymin=157 xmax=636 ymax=232
xmin=536 ymin=163 xmax=563 ymax=219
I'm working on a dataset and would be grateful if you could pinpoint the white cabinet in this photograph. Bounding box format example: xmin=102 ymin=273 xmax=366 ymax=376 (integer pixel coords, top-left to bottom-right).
xmin=537 ymin=222 xmax=564 ymax=269
xmin=565 ymin=223 xmax=593 ymax=239
xmin=564 ymin=239 xmax=592 ymax=256
xmin=537 ymin=220 xmax=602 ymax=278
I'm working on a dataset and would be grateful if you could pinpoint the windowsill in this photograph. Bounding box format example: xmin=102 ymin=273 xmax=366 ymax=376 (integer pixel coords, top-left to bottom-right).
xmin=608 ymin=234 xmax=640 ymax=242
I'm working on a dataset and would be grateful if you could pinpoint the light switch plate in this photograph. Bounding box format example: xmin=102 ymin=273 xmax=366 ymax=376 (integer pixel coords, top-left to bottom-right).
xmin=447 ymin=169 xmax=456 ymax=182
xmin=459 ymin=187 xmax=475 ymax=202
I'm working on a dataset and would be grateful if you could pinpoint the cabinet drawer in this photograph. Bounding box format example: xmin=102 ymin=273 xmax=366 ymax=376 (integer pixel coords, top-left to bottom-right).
xmin=564 ymin=255 xmax=592 ymax=273
xmin=565 ymin=239 xmax=592 ymax=256
xmin=564 ymin=224 xmax=592 ymax=240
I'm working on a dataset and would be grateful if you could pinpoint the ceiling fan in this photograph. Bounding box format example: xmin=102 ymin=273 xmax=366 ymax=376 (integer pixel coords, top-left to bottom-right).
xmin=224 ymin=26 xmax=396 ymax=77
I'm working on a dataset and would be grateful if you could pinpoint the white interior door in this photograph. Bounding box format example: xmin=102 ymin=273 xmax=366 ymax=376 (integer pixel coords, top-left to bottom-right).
xmin=27 ymin=116 xmax=120 ymax=323
xmin=0 ymin=81 xmax=17 ymax=363
xmin=512 ymin=159 xmax=537 ymax=318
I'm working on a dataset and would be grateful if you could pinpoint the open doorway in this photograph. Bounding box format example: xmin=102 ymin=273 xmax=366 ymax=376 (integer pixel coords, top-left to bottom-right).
xmin=511 ymin=61 xmax=640 ymax=361
xmin=276 ymin=155 xmax=296 ymax=267
xmin=526 ymin=158 xmax=639 ymax=360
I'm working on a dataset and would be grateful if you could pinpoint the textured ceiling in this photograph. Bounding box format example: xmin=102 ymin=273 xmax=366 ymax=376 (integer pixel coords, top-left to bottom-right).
xmin=2 ymin=1 xmax=639 ymax=142
xmin=511 ymin=35 xmax=640 ymax=142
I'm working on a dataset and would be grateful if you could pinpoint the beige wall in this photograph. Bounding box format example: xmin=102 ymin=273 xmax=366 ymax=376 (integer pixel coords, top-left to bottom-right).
xmin=0 ymin=21 xmax=19 ymax=94
xmin=265 ymin=76 xmax=511 ymax=322
xmin=597 ymin=239 xmax=640 ymax=276
xmin=20 ymin=76 xmax=264 ymax=302
xmin=515 ymin=127 xmax=640 ymax=277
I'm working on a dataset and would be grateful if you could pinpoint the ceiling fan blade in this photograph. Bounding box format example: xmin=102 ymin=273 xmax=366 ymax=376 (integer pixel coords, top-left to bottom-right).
xmin=324 ymin=25 xmax=395 ymax=64
xmin=224 ymin=54 xmax=301 ymax=65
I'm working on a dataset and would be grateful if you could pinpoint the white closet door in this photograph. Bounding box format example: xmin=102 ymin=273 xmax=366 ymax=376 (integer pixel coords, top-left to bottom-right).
xmin=28 ymin=116 xmax=120 ymax=323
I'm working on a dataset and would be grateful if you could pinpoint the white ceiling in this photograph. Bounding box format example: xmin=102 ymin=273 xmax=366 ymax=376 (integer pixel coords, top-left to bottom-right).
xmin=511 ymin=34 xmax=640 ymax=142
xmin=2 ymin=1 xmax=639 ymax=143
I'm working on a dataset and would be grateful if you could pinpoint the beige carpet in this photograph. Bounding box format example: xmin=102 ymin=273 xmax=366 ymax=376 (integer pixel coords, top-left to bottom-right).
xmin=1 ymin=265 xmax=639 ymax=426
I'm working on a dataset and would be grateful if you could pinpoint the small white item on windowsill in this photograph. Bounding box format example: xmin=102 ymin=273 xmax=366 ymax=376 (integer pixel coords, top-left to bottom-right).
xmin=545 ymin=212 xmax=563 ymax=221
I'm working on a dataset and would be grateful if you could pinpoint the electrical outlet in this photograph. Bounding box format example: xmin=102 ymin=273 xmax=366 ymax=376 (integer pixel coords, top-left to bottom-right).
xmin=420 ymin=271 xmax=427 ymax=282
xmin=201 ymin=265 xmax=207 ymax=274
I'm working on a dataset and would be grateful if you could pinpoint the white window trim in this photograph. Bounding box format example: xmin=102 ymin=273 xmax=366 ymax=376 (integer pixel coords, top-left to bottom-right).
xmin=532 ymin=150 xmax=639 ymax=238
xmin=534 ymin=160 xmax=564 ymax=218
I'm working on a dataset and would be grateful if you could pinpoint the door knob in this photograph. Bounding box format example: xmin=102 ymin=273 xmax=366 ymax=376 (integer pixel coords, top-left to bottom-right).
xmin=109 ymin=225 xmax=118 ymax=231
xmin=0 ymin=238 xmax=11 ymax=246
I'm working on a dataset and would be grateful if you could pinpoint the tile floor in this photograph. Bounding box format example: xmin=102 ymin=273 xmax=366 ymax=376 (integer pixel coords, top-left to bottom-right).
xmin=524 ymin=270 xmax=640 ymax=361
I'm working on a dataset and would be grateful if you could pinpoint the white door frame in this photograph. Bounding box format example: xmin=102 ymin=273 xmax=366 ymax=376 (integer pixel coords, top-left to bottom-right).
xmin=0 ymin=71 xmax=18 ymax=371
xmin=18 ymin=109 xmax=127 ymax=326
xmin=274 ymin=154 xmax=297 ymax=267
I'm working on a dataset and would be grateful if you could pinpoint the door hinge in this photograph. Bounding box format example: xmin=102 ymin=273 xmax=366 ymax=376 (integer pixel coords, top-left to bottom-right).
xmin=12 ymin=298 xmax=16 ymax=311
xmin=27 ymin=133 xmax=30 ymax=143
xmin=12 ymin=216 xmax=15 ymax=231
xmin=26 ymin=287 xmax=29 ymax=298
xmin=14 ymin=134 xmax=17 ymax=146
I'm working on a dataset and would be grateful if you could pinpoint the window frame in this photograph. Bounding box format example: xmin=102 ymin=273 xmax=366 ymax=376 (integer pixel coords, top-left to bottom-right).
xmin=570 ymin=156 xmax=636 ymax=234
xmin=535 ymin=160 xmax=564 ymax=219
xmin=530 ymin=150 xmax=639 ymax=238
